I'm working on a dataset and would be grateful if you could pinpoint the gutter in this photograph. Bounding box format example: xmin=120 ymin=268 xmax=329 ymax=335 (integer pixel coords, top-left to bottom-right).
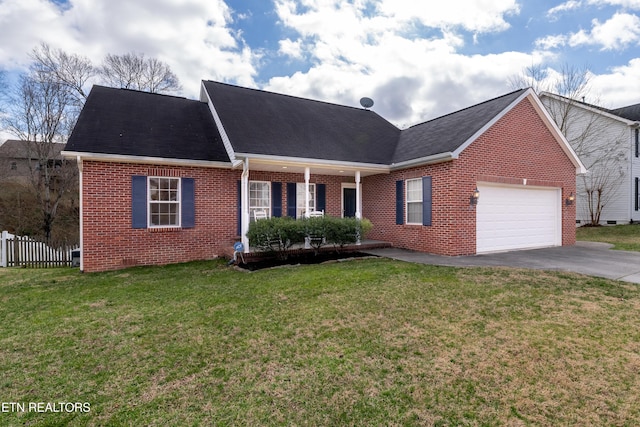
xmin=61 ymin=151 xmax=234 ymax=169
xmin=390 ymin=152 xmax=454 ymax=171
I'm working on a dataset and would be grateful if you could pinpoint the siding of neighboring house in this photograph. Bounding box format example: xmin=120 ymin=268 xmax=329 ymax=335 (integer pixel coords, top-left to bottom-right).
xmin=541 ymin=97 xmax=631 ymax=225
xmin=364 ymin=97 xmax=577 ymax=255
xmin=631 ymin=128 xmax=640 ymax=223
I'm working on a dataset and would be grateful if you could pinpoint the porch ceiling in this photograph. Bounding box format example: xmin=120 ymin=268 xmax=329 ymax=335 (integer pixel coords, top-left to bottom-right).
xmin=236 ymin=155 xmax=389 ymax=177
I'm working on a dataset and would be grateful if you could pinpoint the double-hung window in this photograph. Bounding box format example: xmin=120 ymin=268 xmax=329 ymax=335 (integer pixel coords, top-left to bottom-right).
xmin=296 ymin=183 xmax=316 ymax=217
xmin=249 ymin=181 xmax=271 ymax=220
xmin=148 ymin=177 xmax=181 ymax=227
xmin=406 ymin=178 xmax=423 ymax=225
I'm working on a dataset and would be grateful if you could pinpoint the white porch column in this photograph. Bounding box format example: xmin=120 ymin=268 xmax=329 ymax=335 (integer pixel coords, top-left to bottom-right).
xmin=304 ymin=167 xmax=311 ymax=249
xmin=241 ymin=158 xmax=250 ymax=253
xmin=355 ymin=170 xmax=362 ymax=245
xmin=304 ymin=167 xmax=311 ymax=218
xmin=355 ymin=171 xmax=362 ymax=220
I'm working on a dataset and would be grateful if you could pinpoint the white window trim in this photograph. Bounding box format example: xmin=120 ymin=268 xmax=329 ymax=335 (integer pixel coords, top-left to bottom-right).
xmin=249 ymin=180 xmax=271 ymax=220
xmin=148 ymin=176 xmax=181 ymax=228
xmin=405 ymin=178 xmax=422 ymax=225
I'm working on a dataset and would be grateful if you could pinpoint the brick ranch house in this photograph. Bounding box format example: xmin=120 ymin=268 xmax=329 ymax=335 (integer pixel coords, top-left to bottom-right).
xmin=62 ymin=81 xmax=585 ymax=272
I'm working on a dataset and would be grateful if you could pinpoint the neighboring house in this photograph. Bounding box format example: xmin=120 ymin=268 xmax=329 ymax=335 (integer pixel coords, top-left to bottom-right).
xmin=63 ymin=82 xmax=585 ymax=272
xmin=540 ymin=93 xmax=640 ymax=225
xmin=0 ymin=139 xmax=67 ymax=184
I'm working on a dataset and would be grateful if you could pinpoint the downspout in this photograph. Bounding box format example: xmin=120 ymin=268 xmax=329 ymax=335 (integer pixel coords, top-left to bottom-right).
xmin=241 ymin=158 xmax=250 ymax=253
xmin=77 ymin=156 xmax=84 ymax=272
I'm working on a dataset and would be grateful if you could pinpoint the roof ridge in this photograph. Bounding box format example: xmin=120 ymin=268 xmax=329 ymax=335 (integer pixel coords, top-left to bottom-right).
xmin=405 ymin=88 xmax=528 ymax=130
xmin=92 ymin=84 xmax=189 ymax=101
xmin=203 ymin=80 xmax=384 ymax=115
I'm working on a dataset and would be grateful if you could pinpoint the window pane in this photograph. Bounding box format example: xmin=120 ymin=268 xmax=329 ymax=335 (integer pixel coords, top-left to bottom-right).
xmin=406 ymin=179 xmax=422 ymax=203
xmin=149 ymin=178 xmax=160 ymax=200
xmin=407 ymin=202 xmax=423 ymax=224
xmin=249 ymin=181 xmax=271 ymax=220
xmin=296 ymin=183 xmax=315 ymax=217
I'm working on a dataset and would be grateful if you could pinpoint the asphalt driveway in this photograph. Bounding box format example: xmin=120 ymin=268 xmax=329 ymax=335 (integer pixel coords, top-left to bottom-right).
xmin=365 ymin=241 xmax=640 ymax=284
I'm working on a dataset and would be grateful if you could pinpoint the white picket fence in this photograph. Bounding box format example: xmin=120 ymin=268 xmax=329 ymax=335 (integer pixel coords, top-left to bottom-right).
xmin=0 ymin=231 xmax=79 ymax=268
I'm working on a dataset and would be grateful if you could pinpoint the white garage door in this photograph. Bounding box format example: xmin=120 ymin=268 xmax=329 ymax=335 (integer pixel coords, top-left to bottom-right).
xmin=476 ymin=184 xmax=561 ymax=254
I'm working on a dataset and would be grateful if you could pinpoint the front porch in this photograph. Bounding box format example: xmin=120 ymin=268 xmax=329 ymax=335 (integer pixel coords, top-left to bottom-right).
xmin=235 ymin=156 xmax=389 ymax=253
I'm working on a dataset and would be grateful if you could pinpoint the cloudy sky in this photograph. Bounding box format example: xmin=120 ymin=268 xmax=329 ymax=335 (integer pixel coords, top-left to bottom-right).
xmin=1 ymin=0 xmax=640 ymax=129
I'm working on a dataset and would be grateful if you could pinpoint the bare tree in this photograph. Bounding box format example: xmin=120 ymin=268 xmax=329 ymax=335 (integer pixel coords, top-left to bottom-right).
xmin=511 ymin=63 xmax=627 ymax=226
xmin=29 ymin=42 xmax=95 ymax=107
xmin=99 ymin=52 xmax=182 ymax=93
xmin=0 ymin=44 xmax=182 ymax=242
xmin=2 ymin=73 xmax=79 ymax=242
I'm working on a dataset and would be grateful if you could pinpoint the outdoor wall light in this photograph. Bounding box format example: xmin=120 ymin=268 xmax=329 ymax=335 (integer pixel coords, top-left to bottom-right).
xmin=470 ymin=187 xmax=480 ymax=206
xmin=566 ymin=192 xmax=575 ymax=206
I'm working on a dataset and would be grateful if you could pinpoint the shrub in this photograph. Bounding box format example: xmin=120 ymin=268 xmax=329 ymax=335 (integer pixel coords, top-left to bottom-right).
xmin=324 ymin=217 xmax=372 ymax=248
xmin=247 ymin=216 xmax=374 ymax=256
xmin=247 ymin=217 xmax=305 ymax=259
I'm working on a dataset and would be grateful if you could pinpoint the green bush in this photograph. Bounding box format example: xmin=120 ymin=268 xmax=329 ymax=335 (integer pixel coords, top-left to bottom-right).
xmin=324 ymin=217 xmax=373 ymax=248
xmin=246 ymin=217 xmax=305 ymax=258
xmin=247 ymin=216 xmax=374 ymax=256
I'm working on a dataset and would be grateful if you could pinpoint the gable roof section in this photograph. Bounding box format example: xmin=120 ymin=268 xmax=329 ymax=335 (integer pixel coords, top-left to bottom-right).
xmin=539 ymin=92 xmax=637 ymax=125
xmin=202 ymin=81 xmax=399 ymax=165
xmin=393 ymin=89 xmax=528 ymax=165
xmin=65 ymin=85 xmax=229 ymax=164
xmin=610 ymin=103 xmax=640 ymax=122
xmin=0 ymin=139 xmax=66 ymax=159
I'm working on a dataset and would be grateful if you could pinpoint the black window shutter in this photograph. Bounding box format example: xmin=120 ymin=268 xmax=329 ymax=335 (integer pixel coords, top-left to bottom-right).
xmin=395 ymin=180 xmax=404 ymax=225
xmin=635 ymin=178 xmax=640 ymax=211
xmin=132 ymin=176 xmax=147 ymax=229
xmin=181 ymin=178 xmax=195 ymax=228
xmin=422 ymin=176 xmax=432 ymax=226
xmin=237 ymin=180 xmax=242 ymax=235
xmin=272 ymin=182 xmax=282 ymax=217
xmin=287 ymin=182 xmax=297 ymax=218
xmin=636 ymin=130 xmax=639 ymax=158
xmin=316 ymin=184 xmax=326 ymax=212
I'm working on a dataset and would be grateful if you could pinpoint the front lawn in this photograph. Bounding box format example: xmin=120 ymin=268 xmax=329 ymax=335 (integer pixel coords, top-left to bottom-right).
xmin=1 ymin=259 xmax=640 ymax=425
xmin=577 ymin=223 xmax=640 ymax=251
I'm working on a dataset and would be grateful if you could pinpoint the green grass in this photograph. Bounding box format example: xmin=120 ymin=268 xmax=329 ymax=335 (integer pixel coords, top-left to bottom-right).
xmin=577 ymin=223 xmax=640 ymax=251
xmin=2 ymin=259 xmax=640 ymax=425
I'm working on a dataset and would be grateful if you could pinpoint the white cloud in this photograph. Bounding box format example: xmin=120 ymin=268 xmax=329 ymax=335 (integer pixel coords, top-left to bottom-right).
xmin=535 ymin=34 xmax=569 ymax=50
xmin=267 ymin=0 xmax=529 ymax=126
xmin=587 ymin=0 xmax=640 ymax=8
xmin=0 ymin=0 xmax=260 ymax=98
xmin=547 ymin=1 xmax=583 ymax=18
xmin=591 ymin=58 xmax=640 ymax=107
xmin=279 ymin=39 xmax=305 ymax=59
xmin=569 ymin=12 xmax=640 ymax=50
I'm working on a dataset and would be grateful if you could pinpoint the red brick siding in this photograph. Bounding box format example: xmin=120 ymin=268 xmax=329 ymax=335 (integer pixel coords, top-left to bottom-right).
xmin=81 ymin=163 xmax=358 ymax=272
xmin=362 ymin=97 xmax=577 ymax=255
xmin=82 ymin=161 xmax=241 ymax=272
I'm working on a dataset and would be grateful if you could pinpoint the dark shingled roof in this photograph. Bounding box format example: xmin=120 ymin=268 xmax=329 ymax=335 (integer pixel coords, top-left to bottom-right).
xmin=66 ymin=85 xmax=229 ymax=163
xmin=0 ymin=139 xmax=66 ymax=159
xmin=393 ymin=89 xmax=527 ymax=163
xmin=610 ymin=103 xmax=640 ymax=121
xmin=67 ymin=83 xmax=534 ymax=168
xmin=202 ymin=80 xmax=400 ymax=165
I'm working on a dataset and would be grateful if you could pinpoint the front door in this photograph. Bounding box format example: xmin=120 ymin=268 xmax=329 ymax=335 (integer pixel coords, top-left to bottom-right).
xmin=343 ymin=188 xmax=356 ymax=217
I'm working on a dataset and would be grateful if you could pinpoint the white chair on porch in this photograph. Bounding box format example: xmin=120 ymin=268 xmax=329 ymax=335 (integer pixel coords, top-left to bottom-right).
xmin=253 ymin=210 xmax=269 ymax=221
xmin=307 ymin=209 xmax=324 ymax=218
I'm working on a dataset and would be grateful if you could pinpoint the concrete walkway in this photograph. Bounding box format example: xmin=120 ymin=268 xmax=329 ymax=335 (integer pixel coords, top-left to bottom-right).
xmin=365 ymin=241 xmax=640 ymax=284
